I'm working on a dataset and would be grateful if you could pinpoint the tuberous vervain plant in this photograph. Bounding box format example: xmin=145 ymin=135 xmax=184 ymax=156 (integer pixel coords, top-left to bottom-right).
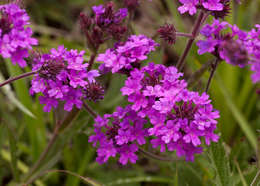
xmin=0 ymin=0 xmax=259 ymax=185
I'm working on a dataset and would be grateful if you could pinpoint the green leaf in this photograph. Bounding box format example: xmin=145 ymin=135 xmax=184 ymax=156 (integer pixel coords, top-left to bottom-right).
xmin=215 ymin=74 xmax=257 ymax=150
xmin=0 ymin=72 xmax=35 ymax=118
xmin=234 ymin=160 xmax=248 ymax=186
xmin=208 ymin=140 xmax=231 ymax=186
xmin=6 ymin=124 xmax=20 ymax=182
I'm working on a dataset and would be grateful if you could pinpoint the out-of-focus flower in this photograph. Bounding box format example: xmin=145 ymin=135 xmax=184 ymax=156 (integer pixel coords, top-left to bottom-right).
xmin=196 ymin=19 xmax=249 ymax=67
xmin=0 ymin=3 xmax=38 ymax=67
xmin=177 ymin=0 xmax=229 ymax=16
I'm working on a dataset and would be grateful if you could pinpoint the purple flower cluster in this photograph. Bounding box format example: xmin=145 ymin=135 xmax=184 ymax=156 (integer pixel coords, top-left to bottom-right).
xmin=120 ymin=63 xmax=219 ymax=161
xmin=97 ymin=35 xmax=158 ymax=73
xmin=0 ymin=3 xmax=38 ymax=67
xmin=89 ymin=105 xmax=148 ymax=165
xmin=178 ymin=0 xmax=226 ymax=15
xmin=197 ymin=20 xmax=260 ymax=83
xmin=79 ymin=2 xmax=128 ymax=50
xmin=30 ymin=46 xmax=100 ymax=112
xmin=90 ymin=63 xmax=219 ymax=163
xmin=245 ymin=25 xmax=260 ymax=83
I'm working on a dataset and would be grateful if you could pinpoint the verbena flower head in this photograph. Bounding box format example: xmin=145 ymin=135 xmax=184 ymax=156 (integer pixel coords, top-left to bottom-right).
xmin=177 ymin=0 xmax=226 ymax=15
xmin=121 ymin=63 xmax=219 ymax=161
xmin=121 ymin=62 xmax=187 ymax=113
xmin=97 ymin=35 xmax=158 ymax=73
xmin=0 ymin=3 xmax=38 ymax=67
xmin=151 ymin=90 xmax=220 ymax=161
xmin=196 ymin=19 xmax=249 ymax=67
xmin=89 ymin=105 xmax=148 ymax=165
xmin=30 ymin=46 xmax=100 ymax=112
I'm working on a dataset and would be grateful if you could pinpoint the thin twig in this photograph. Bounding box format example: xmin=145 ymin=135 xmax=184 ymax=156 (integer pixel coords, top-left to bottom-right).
xmin=0 ymin=70 xmax=38 ymax=88
xmin=205 ymin=59 xmax=220 ymax=93
xmin=87 ymin=52 xmax=97 ymax=71
xmin=176 ymin=11 xmax=207 ymax=71
xmin=187 ymin=59 xmax=214 ymax=88
xmin=176 ymin=32 xmax=193 ymax=38
xmin=250 ymin=169 xmax=260 ymax=186
xmin=139 ymin=148 xmax=182 ymax=162
xmin=83 ymin=102 xmax=97 ymax=118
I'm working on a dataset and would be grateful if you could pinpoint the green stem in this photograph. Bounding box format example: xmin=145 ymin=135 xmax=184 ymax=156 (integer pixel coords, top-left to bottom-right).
xmin=187 ymin=59 xmax=214 ymax=88
xmin=205 ymin=58 xmax=220 ymax=93
xmin=83 ymin=102 xmax=97 ymax=118
xmin=87 ymin=52 xmax=97 ymax=72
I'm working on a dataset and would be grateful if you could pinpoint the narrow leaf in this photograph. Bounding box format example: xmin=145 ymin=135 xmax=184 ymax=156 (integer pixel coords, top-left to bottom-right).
xmin=209 ymin=140 xmax=231 ymax=186
xmin=216 ymin=74 xmax=257 ymax=150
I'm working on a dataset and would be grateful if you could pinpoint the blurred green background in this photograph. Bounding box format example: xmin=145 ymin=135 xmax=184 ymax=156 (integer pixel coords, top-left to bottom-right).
xmin=0 ymin=0 xmax=260 ymax=185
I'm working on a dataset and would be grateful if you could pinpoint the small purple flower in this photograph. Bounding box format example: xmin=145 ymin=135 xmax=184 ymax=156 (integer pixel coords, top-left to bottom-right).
xmin=197 ymin=19 xmax=250 ymax=67
xmin=97 ymin=35 xmax=158 ymax=73
xmin=178 ymin=0 xmax=199 ymax=15
xmin=92 ymin=5 xmax=105 ymax=15
xmin=177 ymin=0 xmax=227 ymax=15
xmin=0 ymin=3 xmax=38 ymax=67
xmin=89 ymin=106 xmax=148 ymax=165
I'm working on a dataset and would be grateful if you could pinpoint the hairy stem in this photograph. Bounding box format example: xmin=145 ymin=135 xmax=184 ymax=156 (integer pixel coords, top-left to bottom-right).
xmin=0 ymin=70 xmax=38 ymax=88
xmin=176 ymin=11 xmax=207 ymax=71
xmin=250 ymin=169 xmax=260 ymax=186
xmin=83 ymin=102 xmax=97 ymax=118
xmin=139 ymin=148 xmax=181 ymax=162
xmin=188 ymin=59 xmax=214 ymax=88
xmin=87 ymin=52 xmax=97 ymax=72
xmin=176 ymin=32 xmax=193 ymax=38
xmin=205 ymin=59 xmax=220 ymax=93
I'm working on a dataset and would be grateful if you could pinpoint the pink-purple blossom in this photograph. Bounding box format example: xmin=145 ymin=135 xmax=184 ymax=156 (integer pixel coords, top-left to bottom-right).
xmin=30 ymin=46 xmax=100 ymax=112
xmin=177 ymin=0 xmax=226 ymax=15
xmin=97 ymin=35 xmax=158 ymax=73
xmin=197 ymin=20 xmax=260 ymax=83
xmin=0 ymin=3 xmax=38 ymax=67
xmin=196 ymin=19 xmax=249 ymax=68
xmin=89 ymin=106 xmax=148 ymax=165
xmin=120 ymin=63 xmax=219 ymax=161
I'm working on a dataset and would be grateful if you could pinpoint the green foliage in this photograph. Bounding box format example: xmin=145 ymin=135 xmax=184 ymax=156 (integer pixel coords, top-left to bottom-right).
xmin=0 ymin=0 xmax=259 ymax=186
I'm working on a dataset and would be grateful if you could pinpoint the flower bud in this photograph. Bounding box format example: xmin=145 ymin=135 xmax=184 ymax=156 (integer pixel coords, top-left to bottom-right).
xmin=79 ymin=12 xmax=92 ymax=32
xmin=85 ymin=82 xmax=104 ymax=102
xmin=157 ymin=23 xmax=177 ymax=45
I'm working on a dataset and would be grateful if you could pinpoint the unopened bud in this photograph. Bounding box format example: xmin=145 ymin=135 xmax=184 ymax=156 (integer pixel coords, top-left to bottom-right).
xmin=85 ymin=82 xmax=104 ymax=102
xmin=157 ymin=23 xmax=177 ymax=45
xmin=79 ymin=12 xmax=92 ymax=31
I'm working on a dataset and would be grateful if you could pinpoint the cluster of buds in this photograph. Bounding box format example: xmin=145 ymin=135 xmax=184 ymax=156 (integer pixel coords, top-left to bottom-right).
xmin=79 ymin=2 xmax=128 ymax=52
xmin=123 ymin=0 xmax=140 ymax=12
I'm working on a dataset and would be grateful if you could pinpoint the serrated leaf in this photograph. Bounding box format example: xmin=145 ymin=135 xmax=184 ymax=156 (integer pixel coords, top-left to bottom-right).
xmin=209 ymin=140 xmax=231 ymax=186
